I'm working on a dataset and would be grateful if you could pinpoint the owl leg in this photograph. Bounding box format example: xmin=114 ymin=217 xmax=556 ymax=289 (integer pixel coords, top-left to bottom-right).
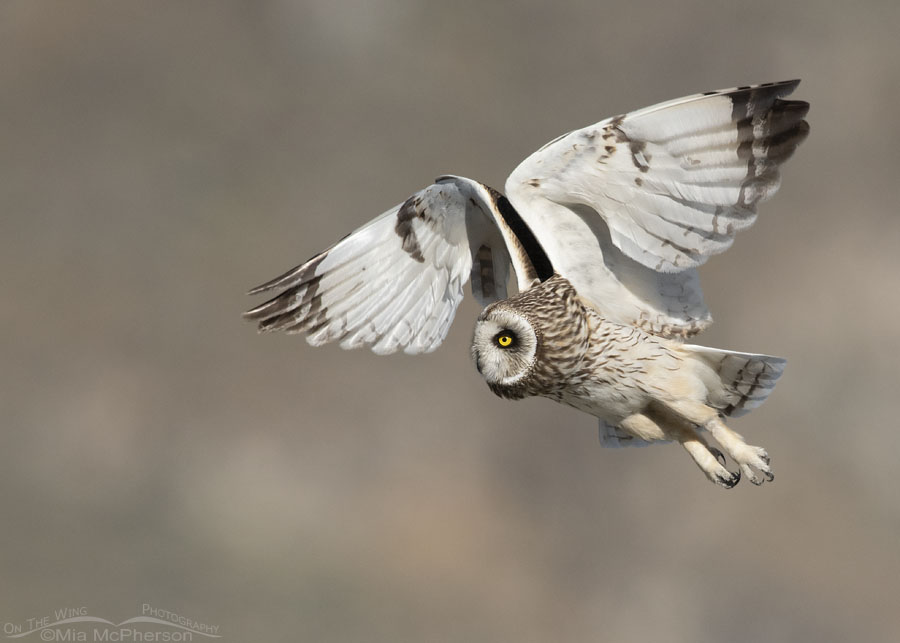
xmin=671 ymin=424 xmax=741 ymax=489
xmin=618 ymin=413 xmax=667 ymax=442
xmin=660 ymin=400 xmax=773 ymax=486
xmin=705 ymin=417 xmax=773 ymax=485
xmin=620 ymin=413 xmax=738 ymax=488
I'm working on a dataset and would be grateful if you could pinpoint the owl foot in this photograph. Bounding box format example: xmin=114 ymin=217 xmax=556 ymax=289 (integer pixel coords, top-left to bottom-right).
xmin=701 ymin=447 xmax=740 ymax=488
xmin=733 ymin=445 xmax=774 ymax=486
xmin=693 ymin=415 xmax=774 ymax=486
xmin=678 ymin=436 xmax=742 ymax=489
xmin=709 ymin=447 xmax=727 ymax=467
xmin=706 ymin=424 xmax=774 ymax=485
xmin=707 ymin=447 xmax=741 ymax=487
xmin=710 ymin=465 xmax=741 ymax=489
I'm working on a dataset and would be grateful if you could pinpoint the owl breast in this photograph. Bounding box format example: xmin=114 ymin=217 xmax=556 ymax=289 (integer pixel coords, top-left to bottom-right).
xmin=557 ymin=309 xmax=688 ymax=423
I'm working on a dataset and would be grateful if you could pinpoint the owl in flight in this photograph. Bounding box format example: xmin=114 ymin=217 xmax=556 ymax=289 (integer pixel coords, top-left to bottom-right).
xmin=245 ymin=80 xmax=809 ymax=488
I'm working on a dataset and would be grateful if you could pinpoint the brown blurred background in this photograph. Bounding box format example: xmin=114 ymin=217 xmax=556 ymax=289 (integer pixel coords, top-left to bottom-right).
xmin=2 ymin=1 xmax=898 ymax=641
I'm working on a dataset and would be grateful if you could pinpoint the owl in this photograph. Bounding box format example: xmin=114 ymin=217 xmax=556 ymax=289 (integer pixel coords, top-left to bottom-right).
xmin=245 ymin=80 xmax=809 ymax=488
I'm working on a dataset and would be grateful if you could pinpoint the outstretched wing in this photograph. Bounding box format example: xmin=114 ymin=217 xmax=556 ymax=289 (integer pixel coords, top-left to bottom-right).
xmin=244 ymin=176 xmax=543 ymax=355
xmin=506 ymin=80 xmax=809 ymax=337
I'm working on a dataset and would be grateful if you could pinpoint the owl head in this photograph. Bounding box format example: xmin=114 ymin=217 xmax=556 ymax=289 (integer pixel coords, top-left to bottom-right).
xmin=471 ymin=305 xmax=540 ymax=399
xmin=471 ymin=276 xmax=591 ymax=400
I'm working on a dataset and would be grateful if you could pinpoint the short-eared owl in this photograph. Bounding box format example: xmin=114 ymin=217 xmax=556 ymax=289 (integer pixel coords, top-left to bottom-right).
xmin=245 ymin=80 xmax=809 ymax=488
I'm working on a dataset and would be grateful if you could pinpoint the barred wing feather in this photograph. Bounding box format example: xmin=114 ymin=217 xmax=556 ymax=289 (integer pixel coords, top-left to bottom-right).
xmin=506 ymin=80 xmax=809 ymax=337
xmin=244 ymin=177 xmax=524 ymax=355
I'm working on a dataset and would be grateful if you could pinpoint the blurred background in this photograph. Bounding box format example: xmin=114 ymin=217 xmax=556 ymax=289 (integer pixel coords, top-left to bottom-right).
xmin=2 ymin=1 xmax=898 ymax=641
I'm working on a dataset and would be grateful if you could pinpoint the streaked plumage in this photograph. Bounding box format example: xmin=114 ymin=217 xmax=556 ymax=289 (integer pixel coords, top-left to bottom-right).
xmin=245 ymin=80 xmax=809 ymax=488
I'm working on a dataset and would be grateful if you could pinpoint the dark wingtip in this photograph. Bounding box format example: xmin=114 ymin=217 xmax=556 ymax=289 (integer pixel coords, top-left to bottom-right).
xmin=243 ymin=284 xmax=303 ymax=322
xmin=766 ymin=79 xmax=801 ymax=91
xmin=246 ymin=283 xmax=272 ymax=297
xmin=246 ymin=270 xmax=296 ymax=296
xmin=245 ymin=252 xmax=326 ymax=298
xmin=772 ymin=79 xmax=802 ymax=97
xmin=778 ymin=99 xmax=810 ymax=117
xmin=727 ymin=79 xmax=801 ymax=98
xmin=242 ymin=300 xmax=273 ymax=320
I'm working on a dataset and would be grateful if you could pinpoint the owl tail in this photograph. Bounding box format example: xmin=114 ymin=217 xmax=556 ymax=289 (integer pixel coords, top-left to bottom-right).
xmin=684 ymin=345 xmax=786 ymax=418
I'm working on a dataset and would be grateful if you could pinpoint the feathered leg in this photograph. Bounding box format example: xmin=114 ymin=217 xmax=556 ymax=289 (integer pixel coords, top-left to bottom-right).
xmin=673 ymin=422 xmax=741 ymax=489
xmin=620 ymin=413 xmax=740 ymax=488
xmin=661 ymin=399 xmax=774 ymax=486
xmin=705 ymin=416 xmax=773 ymax=485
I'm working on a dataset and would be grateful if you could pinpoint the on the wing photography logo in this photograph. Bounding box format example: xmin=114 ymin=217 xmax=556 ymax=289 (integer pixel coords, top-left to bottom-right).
xmin=2 ymin=605 xmax=221 ymax=641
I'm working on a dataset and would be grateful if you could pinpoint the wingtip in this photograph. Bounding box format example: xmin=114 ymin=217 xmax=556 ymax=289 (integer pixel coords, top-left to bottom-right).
xmin=245 ymin=271 xmax=293 ymax=296
xmin=765 ymin=78 xmax=801 ymax=89
xmin=245 ymin=252 xmax=326 ymax=298
xmin=779 ymin=78 xmax=802 ymax=95
xmin=242 ymin=307 xmax=262 ymax=320
xmin=242 ymin=291 xmax=291 ymax=321
xmin=771 ymin=79 xmax=802 ymax=96
xmin=723 ymin=79 xmax=801 ymax=97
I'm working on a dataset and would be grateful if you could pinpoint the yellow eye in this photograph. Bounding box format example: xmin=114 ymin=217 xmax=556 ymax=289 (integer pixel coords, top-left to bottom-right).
xmin=497 ymin=334 xmax=513 ymax=347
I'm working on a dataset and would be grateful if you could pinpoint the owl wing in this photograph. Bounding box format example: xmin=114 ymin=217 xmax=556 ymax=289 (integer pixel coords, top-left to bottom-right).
xmin=505 ymin=80 xmax=809 ymax=337
xmin=244 ymin=176 xmax=545 ymax=355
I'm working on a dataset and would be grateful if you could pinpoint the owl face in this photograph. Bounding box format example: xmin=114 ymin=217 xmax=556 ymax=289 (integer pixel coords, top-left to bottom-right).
xmin=471 ymin=306 xmax=539 ymax=396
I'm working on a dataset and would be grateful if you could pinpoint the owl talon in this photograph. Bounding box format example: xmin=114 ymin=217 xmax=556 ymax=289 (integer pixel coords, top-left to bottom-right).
xmin=734 ymin=446 xmax=774 ymax=485
xmin=708 ymin=447 xmax=743 ymax=487
xmin=741 ymin=463 xmax=763 ymax=485
xmin=713 ymin=467 xmax=740 ymax=489
xmin=709 ymin=447 xmax=726 ymax=467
